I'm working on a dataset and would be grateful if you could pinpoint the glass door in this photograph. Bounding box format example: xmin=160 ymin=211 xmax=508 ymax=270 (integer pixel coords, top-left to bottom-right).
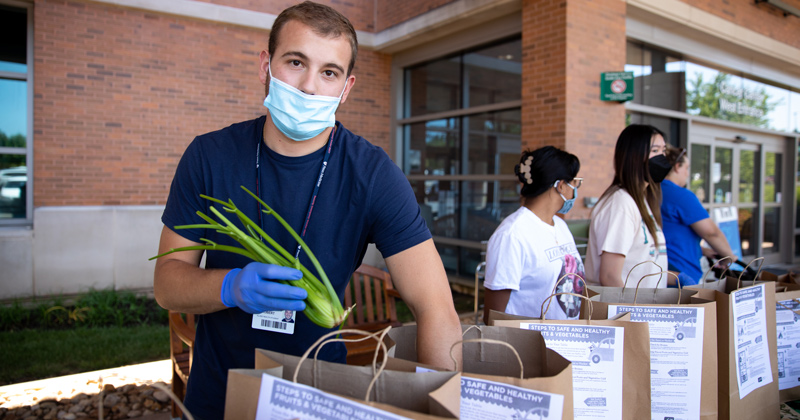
xmin=735 ymin=144 xmax=759 ymax=258
xmin=690 ymin=124 xmax=791 ymax=264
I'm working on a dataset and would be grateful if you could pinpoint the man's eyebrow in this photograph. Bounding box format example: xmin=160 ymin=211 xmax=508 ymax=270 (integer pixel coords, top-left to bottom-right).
xmin=281 ymin=51 xmax=345 ymax=74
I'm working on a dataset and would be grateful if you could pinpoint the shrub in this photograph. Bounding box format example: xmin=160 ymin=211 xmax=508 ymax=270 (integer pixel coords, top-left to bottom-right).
xmin=0 ymin=289 xmax=168 ymax=332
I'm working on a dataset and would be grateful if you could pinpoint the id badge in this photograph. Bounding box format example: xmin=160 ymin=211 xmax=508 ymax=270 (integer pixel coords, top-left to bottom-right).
xmin=252 ymin=310 xmax=296 ymax=335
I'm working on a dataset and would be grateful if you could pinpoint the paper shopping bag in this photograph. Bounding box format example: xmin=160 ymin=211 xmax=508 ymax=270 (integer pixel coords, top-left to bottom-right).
xmin=224 ymin=328 xmax=460 ymax=420
xmin=253 ymin=349 xmax=459 ymax=418
xmin=225 ymin=368 xmax=459 ymax=420
xmin=688 ymin=279 xmax=779 ymax=420
xmin=588 ymin=277 xmax=719 ymax=420
xmin=489 ymin=300 xmax=652 ymax=420
xmin=385 ymin=324 xmax=574 ymax=420
xmin=774 ymin=287 xmax=800 ymax=402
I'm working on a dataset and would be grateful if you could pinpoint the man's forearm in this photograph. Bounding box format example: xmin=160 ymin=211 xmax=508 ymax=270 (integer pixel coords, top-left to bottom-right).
xmin=154 ymin=258 xmax=229 ymax=314
xmin=415 ymin=307 xmax=462 ymax=370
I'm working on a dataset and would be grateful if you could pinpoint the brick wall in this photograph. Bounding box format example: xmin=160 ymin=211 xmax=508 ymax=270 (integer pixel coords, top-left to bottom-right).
xmin=521 ymin=0 xmax=626 ymax=220
xmin=375 ymin=0 xmax=456 ymax=31
xmin=33 ymin=0 xmax=390 ymax=206
xmin=683 ymin=0 xmax=800 ymax=50
xmin=191 ymin=0 xmax=375 ymax=32
xmin=564 ymin=0 xmax=626 ymax=220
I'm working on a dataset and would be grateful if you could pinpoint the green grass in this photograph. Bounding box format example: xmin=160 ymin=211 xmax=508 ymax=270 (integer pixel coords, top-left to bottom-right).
xmin=0 ymin=325 xmax=169 ymax=385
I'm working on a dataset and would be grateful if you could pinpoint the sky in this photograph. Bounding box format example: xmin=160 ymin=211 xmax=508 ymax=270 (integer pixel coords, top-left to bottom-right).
xmin=0 ymin=62 xmax=28 ymax=138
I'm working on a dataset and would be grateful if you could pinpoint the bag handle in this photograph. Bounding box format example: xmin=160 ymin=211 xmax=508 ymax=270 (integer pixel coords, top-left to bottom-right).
xmin=623 ymin=260 xmax=664 ymax=288
xmin=548 ymin=272 xmax=589 ymax=297
xmin=296 ymin=327 xmax=392 ymax=402
xmin=449 ymin=338 xmax=524 ymax=379
xmin=633 ymin=271 xmax=680 ymax=304
xmin=540 ymin=292 xmax=593 ymax=321
xmin=736 ymin=257 xmax=765 ymax=290
xmin=543 ymin=272 xmax=588 ymax=315
xmin=698 ymin=255 xmax=734 ymax=287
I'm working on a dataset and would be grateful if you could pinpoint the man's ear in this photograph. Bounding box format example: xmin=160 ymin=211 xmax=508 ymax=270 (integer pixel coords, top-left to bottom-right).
xmin=258 ymin=50 xmax=270 ymax=86
xmin=339 ymin=74 xmax=357 ymax=104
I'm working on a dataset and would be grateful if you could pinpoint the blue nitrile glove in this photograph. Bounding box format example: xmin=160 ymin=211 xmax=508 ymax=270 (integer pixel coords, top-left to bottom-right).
xmin=677 ymin=272 xmax=697 ymax=288
xmin=220 ymin=262 xmax=307 ymax=314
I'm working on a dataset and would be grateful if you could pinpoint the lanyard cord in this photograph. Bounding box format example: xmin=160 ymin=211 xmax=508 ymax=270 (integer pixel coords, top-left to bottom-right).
xmin=256 ymin=126 xmax=336 ymax=260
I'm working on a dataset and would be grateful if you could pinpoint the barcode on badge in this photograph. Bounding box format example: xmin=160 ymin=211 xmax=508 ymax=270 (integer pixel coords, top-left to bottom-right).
xmin=261 ymin=320 xmax=287 ymax=330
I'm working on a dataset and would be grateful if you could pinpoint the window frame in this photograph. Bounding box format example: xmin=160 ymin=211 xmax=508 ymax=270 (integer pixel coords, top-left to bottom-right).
xmin=0 ymin=0 xmax=33 ymax=225
xmin=398 ymin=36 xmax=522 ymax=278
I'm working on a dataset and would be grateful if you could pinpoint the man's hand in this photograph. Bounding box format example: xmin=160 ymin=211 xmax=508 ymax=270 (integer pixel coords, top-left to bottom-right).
xmin=221 ymin=262 xmax=308 ymax=314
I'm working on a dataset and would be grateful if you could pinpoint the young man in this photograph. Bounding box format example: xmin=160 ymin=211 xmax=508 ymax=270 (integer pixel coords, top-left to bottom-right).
xmin=153 ymin=2 xmax=462 ymax=418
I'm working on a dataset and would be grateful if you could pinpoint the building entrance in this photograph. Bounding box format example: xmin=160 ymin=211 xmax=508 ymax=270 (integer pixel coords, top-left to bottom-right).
xmin=688 ymin=123 xmax=792 ymax=265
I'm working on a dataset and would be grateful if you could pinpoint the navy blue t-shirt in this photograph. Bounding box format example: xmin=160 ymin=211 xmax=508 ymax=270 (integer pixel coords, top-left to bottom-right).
xmin=162 ymin=116 xmax=430 ymax=419
xmin=660 ymin=179 xmax=710 ymax=285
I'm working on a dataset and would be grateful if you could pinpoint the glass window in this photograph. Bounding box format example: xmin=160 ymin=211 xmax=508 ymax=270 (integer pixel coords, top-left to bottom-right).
xmin=764 ymin=152 xmax=782 ymax=203
xmin=403 ymin=119 xmax=459 ymax=175
xmin=465 ymin=110 xmax=521 ymax=175
xmin=404 ymin=56 xmax=461 ymax=117
xmin=738 ymin=208 xmax=757 ymax=257
xmin=685 ymin=61 xmax=797 ymax=132
xmin=403 ymin=37 xmax=522 ymax=278
xmin=464 ymin=40 xmax=521 ymax=108
xmin=0 ymin=4 xmax=29 ymax=221
xmin=763 ymin=207 xmax=780 ymax=254
xmin=689 ymin=144 xmax=710 ymax=203
xmin=796 ymin=143 xmax=800 ymax=229
xmin=713 ymin=146 xmax=733 ymax=204
xmin=739 ymin=150 xmax=757 ymax=203
xmin=625 ymin=41 xmax=685 ymax=111
xmin=795 ymin=235 xmax=800 ymax=258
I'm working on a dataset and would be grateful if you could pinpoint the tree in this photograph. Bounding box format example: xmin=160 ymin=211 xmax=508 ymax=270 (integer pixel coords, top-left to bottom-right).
xmin=686 ymin=72 xmax=780 ymax=128
xmin=0 ymin=131 xmax=26 ymax=169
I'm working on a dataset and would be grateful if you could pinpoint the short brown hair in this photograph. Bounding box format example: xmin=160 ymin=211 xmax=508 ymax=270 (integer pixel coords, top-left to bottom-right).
xmin=665 ymin=146 xmax=687 ymax=167
xmin=269 ymin=1 xmax=358 ymax=75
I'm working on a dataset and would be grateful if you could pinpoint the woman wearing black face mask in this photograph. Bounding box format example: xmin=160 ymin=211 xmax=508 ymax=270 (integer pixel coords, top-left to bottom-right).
xmin=585 ymin=124 xmax=670 ymax=288
xmin=483 ymin=146 xmax=585 ymax=325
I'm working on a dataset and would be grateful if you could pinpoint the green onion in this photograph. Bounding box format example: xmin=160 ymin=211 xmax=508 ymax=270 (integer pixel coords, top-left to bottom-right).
xmin=150 ymin=186 xmax=353 ymax=329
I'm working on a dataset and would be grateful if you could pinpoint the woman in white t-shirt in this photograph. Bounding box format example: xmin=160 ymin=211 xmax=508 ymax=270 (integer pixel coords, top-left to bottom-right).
xmin=483 ymin=146 xmax=586 ymax=324
xmin=585 ymin=124 xmax=673 ymax=288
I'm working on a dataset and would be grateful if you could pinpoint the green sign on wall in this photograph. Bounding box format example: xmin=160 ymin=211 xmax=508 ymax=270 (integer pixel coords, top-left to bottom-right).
xmin=600 ymin=72 xmax=634 ymax=102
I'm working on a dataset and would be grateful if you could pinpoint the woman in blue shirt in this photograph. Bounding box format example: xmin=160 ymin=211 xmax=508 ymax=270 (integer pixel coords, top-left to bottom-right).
xmin=661 ymin=147 xmax=735 ymax=286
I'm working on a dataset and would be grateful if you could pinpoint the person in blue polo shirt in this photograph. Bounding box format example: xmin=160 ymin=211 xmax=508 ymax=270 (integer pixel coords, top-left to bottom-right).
xmin=152 ymin=3 xmax=462 ymax=418
xmin=661 ymin=146 xmax=735 ymax=286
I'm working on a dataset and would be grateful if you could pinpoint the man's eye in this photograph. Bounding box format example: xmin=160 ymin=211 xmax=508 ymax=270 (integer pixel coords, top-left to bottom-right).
xmin=290 ymin=60 xmax=301 ymax=66
xmin=323 ymin=70 xmax=336 ymax=77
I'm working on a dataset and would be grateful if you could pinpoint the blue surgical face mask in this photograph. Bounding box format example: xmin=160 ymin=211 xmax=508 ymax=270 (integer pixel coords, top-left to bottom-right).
xmin=556 ymin=180 xmax=578 ymax=214
xmin=263 ymin=62 xmax=348 ymax=141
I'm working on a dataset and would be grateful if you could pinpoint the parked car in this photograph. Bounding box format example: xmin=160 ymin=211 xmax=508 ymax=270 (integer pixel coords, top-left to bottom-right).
xmin=674 ymin=317 xmax=697 ymax=341
xmin=0 ymin=166 xmax=27 ymax=217
xmin=589 ymin=338 xmax=615 ymax=363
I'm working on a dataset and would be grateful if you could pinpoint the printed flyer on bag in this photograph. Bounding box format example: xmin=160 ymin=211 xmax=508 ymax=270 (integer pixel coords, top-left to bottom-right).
xmin=519 ymin=323 xmax=624 ymax=420
xmin=732 ymin=284 xmax=774 ymax=398
xmin=608 ymin=305 xmax=704 ymax=420
xmin=460 ymin=376 xmax=564 ymax=420
xmin=254 ymin=373 xmax=410 ymax=420
xmin=776 ymin=298 xmax=800 ymax=391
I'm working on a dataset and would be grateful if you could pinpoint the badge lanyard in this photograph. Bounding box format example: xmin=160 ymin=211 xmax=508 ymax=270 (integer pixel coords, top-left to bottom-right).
xmin=256 ymin=126 xmax=336 ymax=260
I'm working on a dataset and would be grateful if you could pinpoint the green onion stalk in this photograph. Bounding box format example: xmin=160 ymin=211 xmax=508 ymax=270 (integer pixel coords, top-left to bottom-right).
xmin=150 ymin=186 xmax=353 ymax=329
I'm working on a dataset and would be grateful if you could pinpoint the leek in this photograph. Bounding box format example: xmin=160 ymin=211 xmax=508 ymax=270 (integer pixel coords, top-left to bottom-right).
xmin=150 ymin=186 xmax=353 ymax=329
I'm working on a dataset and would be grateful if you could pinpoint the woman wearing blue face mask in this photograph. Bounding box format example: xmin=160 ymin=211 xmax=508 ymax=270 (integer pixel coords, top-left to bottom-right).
xmin=483 ymin=146 xmax=585 ymax=324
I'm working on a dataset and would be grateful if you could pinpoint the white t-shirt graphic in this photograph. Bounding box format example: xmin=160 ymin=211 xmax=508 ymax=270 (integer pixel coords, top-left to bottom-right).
xmin=485 ymin=207 xmax=586 ymax=320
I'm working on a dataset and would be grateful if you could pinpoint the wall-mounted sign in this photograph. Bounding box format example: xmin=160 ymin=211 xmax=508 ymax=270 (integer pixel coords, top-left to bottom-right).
xmin=600 ymin=72 xmax=634 ymax=102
